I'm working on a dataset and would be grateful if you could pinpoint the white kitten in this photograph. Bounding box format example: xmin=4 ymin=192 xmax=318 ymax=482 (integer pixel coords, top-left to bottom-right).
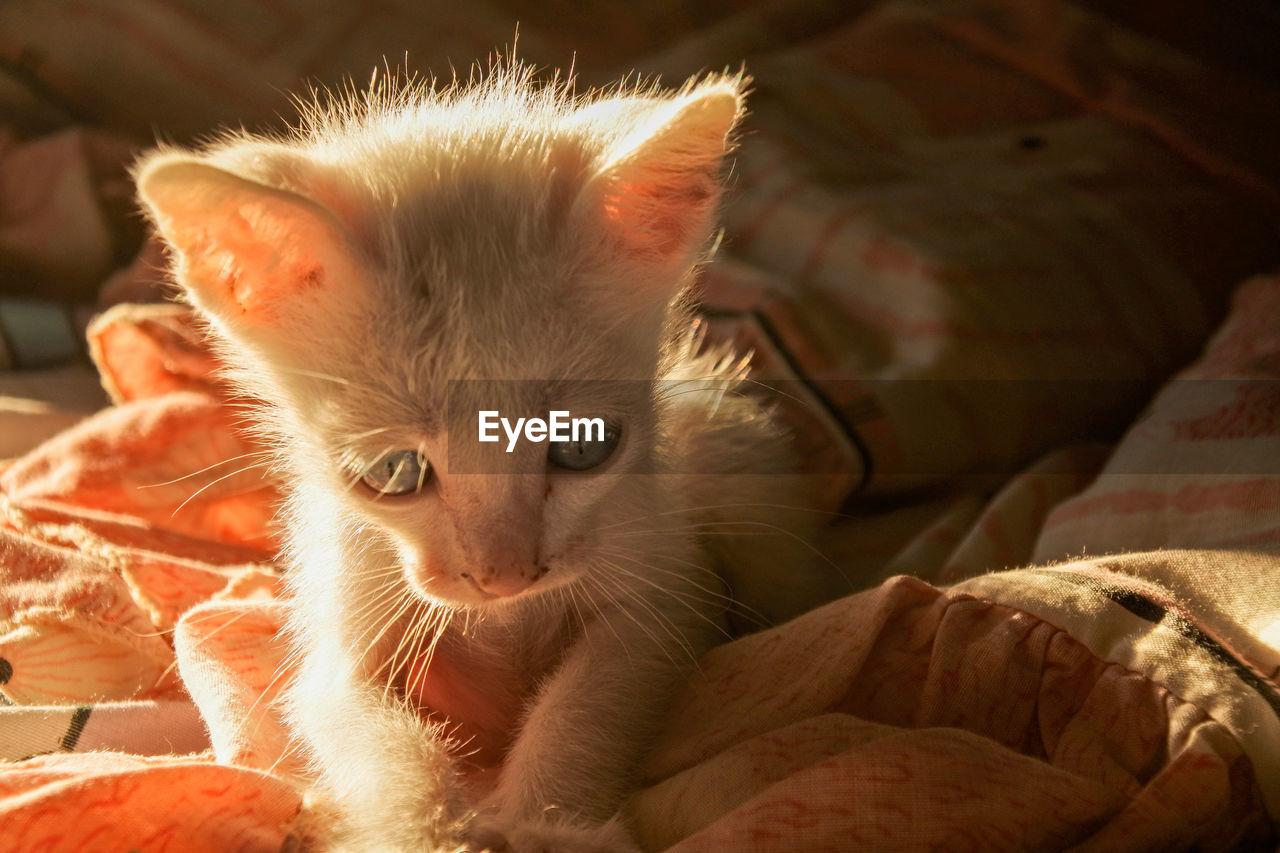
xmin=136 ymin=66 xmax=831 ymax=852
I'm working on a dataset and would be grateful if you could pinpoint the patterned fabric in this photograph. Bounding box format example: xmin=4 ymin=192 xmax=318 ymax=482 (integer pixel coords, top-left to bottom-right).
xmin=0 ymin=0 xmax=1278 ymax=849
xmin=1033 ymin=275 xmax=1280 ymax=558
xmin=695 ymin=0 xmax=1279 ymax=499
xmin=634 ymin=572 xmax=1276 ymax=851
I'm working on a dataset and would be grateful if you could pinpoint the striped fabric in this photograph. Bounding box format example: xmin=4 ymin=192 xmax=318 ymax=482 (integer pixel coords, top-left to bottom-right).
xmin=693 ymin=0 xmax=1279 ymax=501
xmin=1034 ymin=275 xmax=1280 ymax=558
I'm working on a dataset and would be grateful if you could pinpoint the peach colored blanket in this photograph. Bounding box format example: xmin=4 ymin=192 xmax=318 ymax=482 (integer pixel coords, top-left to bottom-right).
xmin=2 ymin=280 xmax=1279 ymax=850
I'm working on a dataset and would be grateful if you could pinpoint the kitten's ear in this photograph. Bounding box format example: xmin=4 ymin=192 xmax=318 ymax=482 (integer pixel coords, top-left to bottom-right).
xmin=136 ymin=158 xmax=364 ymax=334
xmin=588 ymin=77 xmax=745 ymax=272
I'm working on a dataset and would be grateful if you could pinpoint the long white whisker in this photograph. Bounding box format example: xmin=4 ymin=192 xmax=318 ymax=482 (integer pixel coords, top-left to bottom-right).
xmin=278 ymin=367 xmax=353 ymax=387
xmin=595 ymin=564 xmax=697 ymax=667
xmin=168 ymin=462 xmax=273 ymax=518
xmin=351 ymin=588 xmax=419 ymax=669
xmin=600 ymin=558 xmax=733 ymax=644
xmin=589 ymin=501 xmax=855 ymax=535
xmin=138 ymin=450 xmax=271 ymax=489
xmin=406 ymin=608 xmax=453 ymax=703
xmin=594 ymin=549 xmax=754 ymax=629
xmin=607 ymin=519 xmax=848 ymax=582
xmin=380 ymin=599 xmax=430 ymax=701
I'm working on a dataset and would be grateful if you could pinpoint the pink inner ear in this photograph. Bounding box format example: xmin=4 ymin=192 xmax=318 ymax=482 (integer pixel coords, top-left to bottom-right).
xmin=602 ymin=170 xmax=718 ymax=263
xmin=592 ymin=86 xmax=741 ymax=267
xmin=170 ymin=200 xmax=333 ymax=325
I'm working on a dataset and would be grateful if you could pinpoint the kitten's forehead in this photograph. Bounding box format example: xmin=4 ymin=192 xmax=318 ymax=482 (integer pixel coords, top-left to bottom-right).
xmin=381 ymin=153 xmax=589 ymax=298
xmin=363 ymin=214 xmax=660 ymax=386
xmin=300 ymin=282 xmax=653 ymax=440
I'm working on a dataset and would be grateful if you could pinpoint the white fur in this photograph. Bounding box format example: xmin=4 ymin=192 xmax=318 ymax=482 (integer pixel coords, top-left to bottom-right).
xmin=136 ymin=64 xmax=833 ymax=852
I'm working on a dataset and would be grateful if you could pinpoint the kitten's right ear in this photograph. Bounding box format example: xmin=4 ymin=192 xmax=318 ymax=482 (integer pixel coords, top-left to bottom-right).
xmin=136 ymin=157 xmax=365 ymax=336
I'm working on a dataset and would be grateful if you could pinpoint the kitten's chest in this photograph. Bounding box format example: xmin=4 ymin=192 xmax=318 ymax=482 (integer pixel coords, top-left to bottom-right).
xmin=391 ymin=614 xmax=577 ymax=770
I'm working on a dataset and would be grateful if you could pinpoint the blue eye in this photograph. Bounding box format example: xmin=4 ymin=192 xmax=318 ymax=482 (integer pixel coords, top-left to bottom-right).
xmin=547 ymin=422 xmax=621 ymax=471
xmin=361 ymin=449 xmax=431 ymax=496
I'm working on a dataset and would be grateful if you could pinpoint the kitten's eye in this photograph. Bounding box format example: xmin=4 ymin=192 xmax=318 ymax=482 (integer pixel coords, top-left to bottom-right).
xmin=547 ymin=422 xmax=621 ymax=471
xmin=361 ymin=449 xmax=431 ymax=496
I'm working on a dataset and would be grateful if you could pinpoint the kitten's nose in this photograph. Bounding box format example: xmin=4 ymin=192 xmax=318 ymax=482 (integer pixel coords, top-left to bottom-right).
xmin=466 ymin=564 xmax=549 ymax=598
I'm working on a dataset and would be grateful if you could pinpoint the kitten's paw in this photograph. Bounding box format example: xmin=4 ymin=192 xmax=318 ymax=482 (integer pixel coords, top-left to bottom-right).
xmin=464 ymin=816 xmax=639 ymax=853
xmin=300 ymin=791 xmax=469 ymax=853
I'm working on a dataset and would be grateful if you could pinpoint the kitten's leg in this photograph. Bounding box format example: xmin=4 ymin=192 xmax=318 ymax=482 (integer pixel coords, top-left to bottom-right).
xmin=288 ymin=636 xmax=468 ymax=852
xmin=471 ymin=573 xmax=717 ymax=851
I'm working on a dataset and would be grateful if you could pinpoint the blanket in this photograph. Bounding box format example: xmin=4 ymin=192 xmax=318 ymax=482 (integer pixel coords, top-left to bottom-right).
xmin=1 ymin=0 xmax=1279 ymax=850
xmin=3 ymin=291 xmax=1279 ymax=849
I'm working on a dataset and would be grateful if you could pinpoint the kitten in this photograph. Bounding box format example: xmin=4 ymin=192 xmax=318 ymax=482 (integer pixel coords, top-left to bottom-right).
xmin=136 ymin=66 xmax=831 ymax=852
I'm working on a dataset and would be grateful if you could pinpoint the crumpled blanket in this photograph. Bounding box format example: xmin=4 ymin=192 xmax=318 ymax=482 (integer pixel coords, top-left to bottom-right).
xmin=1 ymin=275 xmax=1278 ymax=850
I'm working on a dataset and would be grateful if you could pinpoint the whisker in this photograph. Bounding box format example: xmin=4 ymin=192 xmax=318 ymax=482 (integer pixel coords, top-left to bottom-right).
xmin=151 ymin=605 xmax=260 ymax=690
xmin=342 ymin=444 xmax=394 ymax=493
xmin=396 ymin=603 xmax=442 ymax=702
xmin=595 ymin=564 xmax=698 ymax=667
xmin=349 ymin=587 xmax=418 ymax=667
xmin=589 ymin=501 xmax=857 ymax=535
xmin=379 ymin=599 xmax=429 ymax=701
xmin=658 ymin=374 xmax=827 ymax=428
xmin=346 ymin=426 xmax=398 ymax=443
xmin=580 ymin=575 xmax=639 ymax=673
xmin=278 ymin=367 xmax=352 ymax=387
xmin=168 ymin=462 xmax=273 ymax=518
xmin=616 ymin=520 xmax=851 ymax=590
xmin=405 ymin=608 xmax=452 ymax=703
xmin=593 ymin=547 xmax=751 ymax=627
xmin=138 ymin=450 xmax=272 ymax=489
xmin=600 ymin=558 xmax=733 ymax=645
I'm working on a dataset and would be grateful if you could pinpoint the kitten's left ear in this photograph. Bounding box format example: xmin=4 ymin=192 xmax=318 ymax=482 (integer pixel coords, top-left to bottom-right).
xmin=136 ymin=157 xmax=365 ymax=337
xmin=588 ymin=76 xmax=745 ymax=274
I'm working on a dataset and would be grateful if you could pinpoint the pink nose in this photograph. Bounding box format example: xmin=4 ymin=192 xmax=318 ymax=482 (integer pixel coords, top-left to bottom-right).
xmin=465 ymin=565 xmax=548 ymax=598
